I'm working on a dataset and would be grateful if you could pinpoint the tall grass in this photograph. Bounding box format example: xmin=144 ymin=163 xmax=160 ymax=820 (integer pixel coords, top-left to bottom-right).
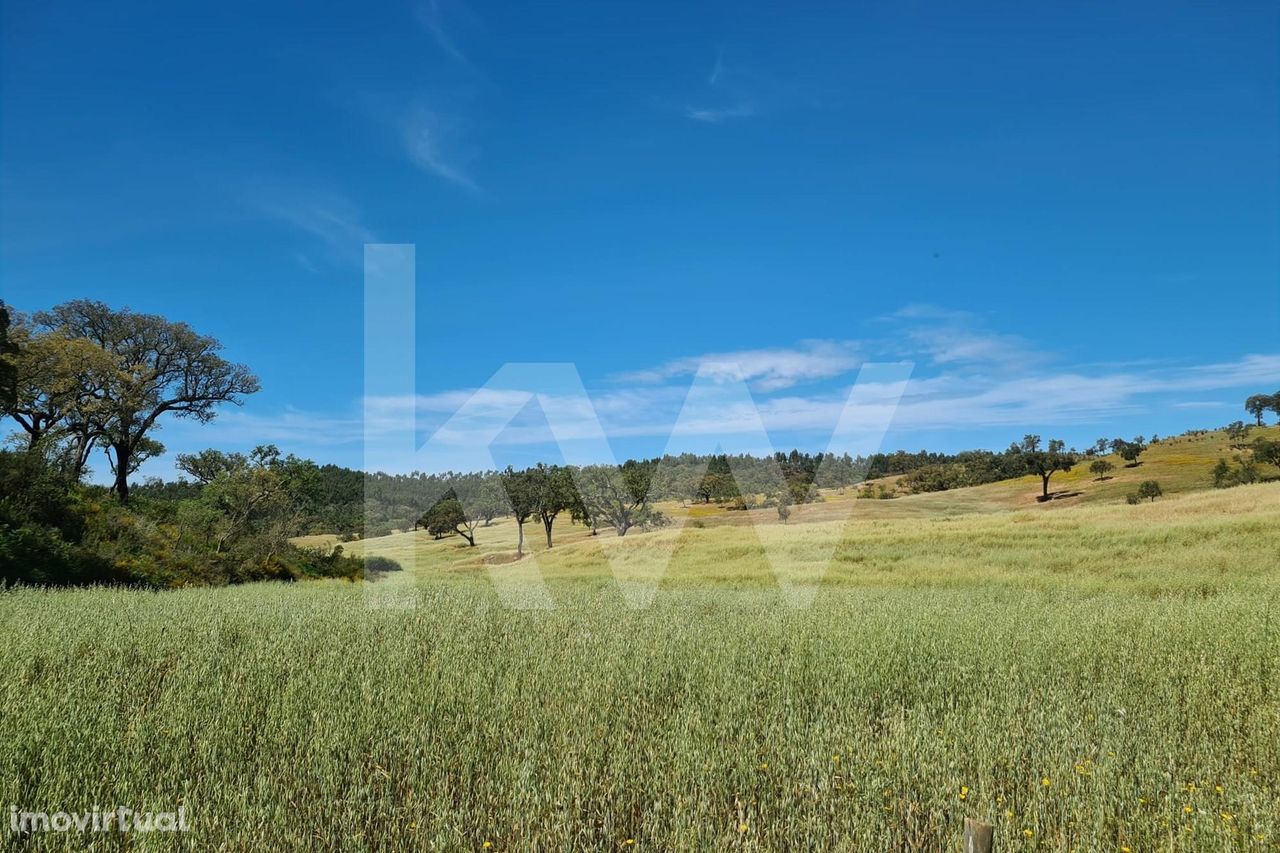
xmin=2 ymin=485 xmax=1278 ymax=850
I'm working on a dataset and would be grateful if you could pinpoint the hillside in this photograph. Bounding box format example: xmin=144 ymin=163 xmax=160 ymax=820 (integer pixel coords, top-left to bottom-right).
xmin=298 ymin=424 xmax=1280 ymax=570
xmin=838 ymin=423 xmax=1280 ymax=516
xmin=314 ymin=426 xmax=1280 ymax=595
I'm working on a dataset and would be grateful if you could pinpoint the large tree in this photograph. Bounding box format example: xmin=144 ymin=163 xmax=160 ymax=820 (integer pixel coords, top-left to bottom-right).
xmin=420 ymin=496 xmax=479 ymax=546
xmin=34 ymin=301 xmax=259 ymax=502
xmin=1244 ymin=393 xmax=1275 ymax=427
xmin=472 ymin=477 xmax=506 ymax=527
xmin=2 ymin=317 xmax=116 ymax=476
xmin=1110 ymin=437 xmax=1146 ymax=467
xmin=1017 ymin=436 xmax=1077 ymax=500
xmin=500 ymin=466 xmax=537 ymax=557
xmin=529 ymin=463 xmax=575 ymax=548
xmin=177 ymin=445 xmax=319 ymax=557
xmin=575 ymin=460 xmax=666 ymax=537
xmin=175 ymin=448 xmax=250 ymax=484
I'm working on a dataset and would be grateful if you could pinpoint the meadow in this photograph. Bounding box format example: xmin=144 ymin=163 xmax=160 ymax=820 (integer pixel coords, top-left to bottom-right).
xmin=3 ymin=478 xmax=1278 ymax=850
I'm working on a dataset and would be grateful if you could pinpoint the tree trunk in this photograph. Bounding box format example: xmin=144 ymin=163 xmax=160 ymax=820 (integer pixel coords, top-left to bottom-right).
xmin=1041 ymin=473 xmax=1050 ymax=499
xmin=113 ymin=443 xmax=132 ymax=503
xmin=72 ymin=432 xmax=97 ymax=480
xmin=543 ymin=517 xmax=553 ymax=548
xmin=516 ymin=521 xmax=525 ymax=558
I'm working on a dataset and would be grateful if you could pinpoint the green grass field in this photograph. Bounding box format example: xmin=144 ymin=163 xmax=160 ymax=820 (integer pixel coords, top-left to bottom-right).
xmin=3 ymin=458 xmax=1278 ymax=849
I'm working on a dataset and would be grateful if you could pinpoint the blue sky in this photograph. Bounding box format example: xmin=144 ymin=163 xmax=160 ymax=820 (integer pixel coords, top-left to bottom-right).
xmin=2 ymin=1 xmax=1278 ymax=478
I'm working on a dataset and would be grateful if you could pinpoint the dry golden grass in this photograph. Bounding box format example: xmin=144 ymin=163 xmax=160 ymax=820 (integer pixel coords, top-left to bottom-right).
xmin=303 ymin=426 xmax=1280 ymax=569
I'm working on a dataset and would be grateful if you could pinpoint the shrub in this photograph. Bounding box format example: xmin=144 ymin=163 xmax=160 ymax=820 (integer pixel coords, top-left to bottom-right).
xmin=1136 ymin=480 xmax=1162 ymax=502
xmin=1253 ymin=438 xmax=1280 ymax=468
xmin=362 ymin=556 xmax=403 ymax=580
xmin=1089 ymin=459 xmax=1114 ymax=480
xmin=1212 ymin=458 xmax=1232 ymax=488
xmin=776 ymin=493 xmax=792 ymax=524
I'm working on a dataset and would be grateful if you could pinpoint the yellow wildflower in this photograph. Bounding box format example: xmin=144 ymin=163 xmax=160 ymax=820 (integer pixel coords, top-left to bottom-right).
xmin=1023 ymin=828 xmax=1034 ymax=838
xmin=1041 ymin=777 xmax=1051 ymax=787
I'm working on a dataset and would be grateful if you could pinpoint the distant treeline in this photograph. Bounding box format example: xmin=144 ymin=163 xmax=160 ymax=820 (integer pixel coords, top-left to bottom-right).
xmin=132 ymin=444 xmax=1085 ymax=538
xmin=139 ymin=450 xmax=873 ymax=538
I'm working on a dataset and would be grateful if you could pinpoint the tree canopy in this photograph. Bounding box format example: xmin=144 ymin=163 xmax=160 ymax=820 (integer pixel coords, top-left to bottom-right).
xmin=1014 ymin=436 xmax=1077 ymax=500
xmin=1245 ymin=392 xmax=1279 ymax=426
xmin=575 ymin=460 xmax=668 ymax=537
xmin=33 ymin=300 xmax=260 ymax=502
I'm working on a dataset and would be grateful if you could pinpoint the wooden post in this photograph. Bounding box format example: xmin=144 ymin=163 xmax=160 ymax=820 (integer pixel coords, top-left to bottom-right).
xmin=963 ymin=817 xmax=994 ymax=853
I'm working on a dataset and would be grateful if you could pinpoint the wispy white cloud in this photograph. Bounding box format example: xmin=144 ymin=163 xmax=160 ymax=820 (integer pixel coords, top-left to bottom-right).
xmin=415 ymin=0 xmax=470 ymax=64
xmin=680 ymin=45 xmax=825 ymax=124
xmin=685 ymin=104 xmax=758 ymax=123
xmin=171 ymin=348 xmax=1280 ymax=475
xmin=617 ymin=340 xmax=861 ymax=392
xmin=684 ymin=49 xmax=758 ymax=124
xmin=162 ymin=289 xmax=1280 ymax=473
xmin=708 ymin=48 xmax=725 ymax=86
xmin=251 ymin=188 xmax=379 ymax=265
xmin=880 ymin=304 xmax=1040 ymax=368
xmin=1171 ymin=354 xmax=1280 ymax=391
xmin=403 ymin=107 xmax=480 ymax=192
xmin=1172 ymin=401 xmax=1228 ymax=409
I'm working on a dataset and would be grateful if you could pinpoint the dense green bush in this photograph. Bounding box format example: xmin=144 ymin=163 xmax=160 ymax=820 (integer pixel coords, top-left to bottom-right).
xmin=0 ymin=449 xmax=379 ymax=588
xmin=0 ymin=450 xmax=125 ymax=586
